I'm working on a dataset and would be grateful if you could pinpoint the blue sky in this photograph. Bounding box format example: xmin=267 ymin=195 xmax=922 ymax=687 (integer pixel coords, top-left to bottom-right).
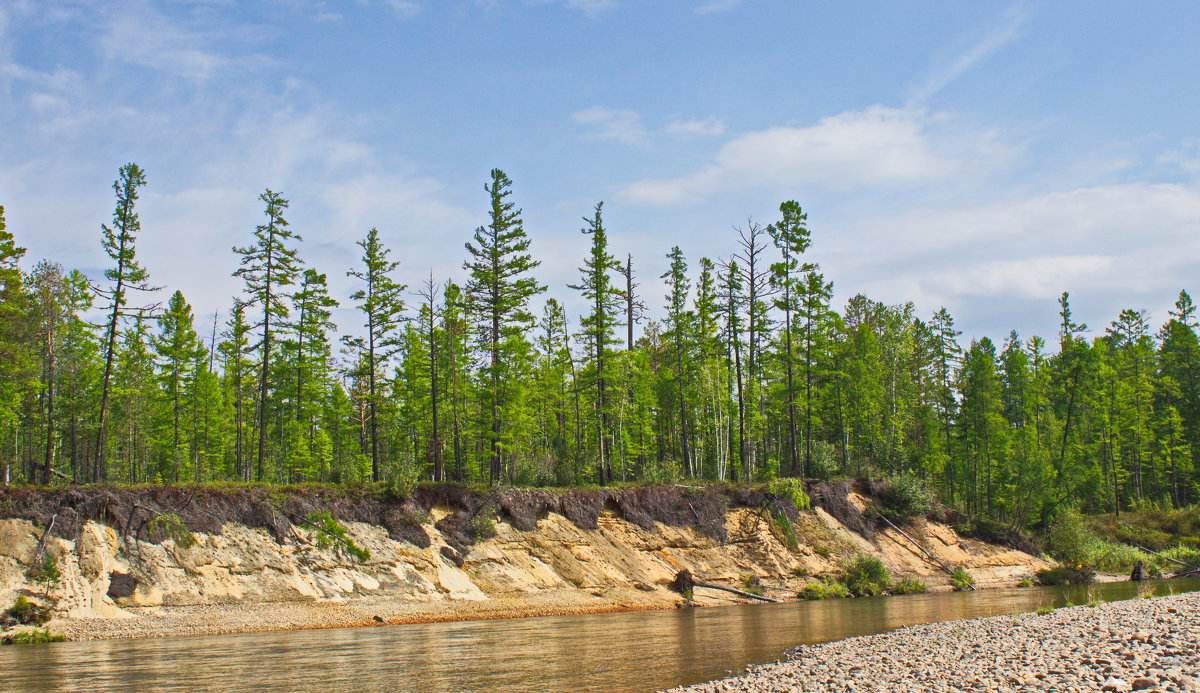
xmin=3 ymin=0 xmax=1200 ymax=344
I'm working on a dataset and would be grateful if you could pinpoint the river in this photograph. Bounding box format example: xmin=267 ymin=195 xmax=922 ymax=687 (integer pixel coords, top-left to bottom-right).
xmin=3 ymin=578 xmax=1197 ymax=692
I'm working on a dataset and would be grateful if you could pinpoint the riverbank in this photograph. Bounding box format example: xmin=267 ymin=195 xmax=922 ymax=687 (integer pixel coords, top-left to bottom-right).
xmin=1 ymin=483 xmax=1051 ymax=642
xmin=669 ymin=591 xmax=1200 ymax=693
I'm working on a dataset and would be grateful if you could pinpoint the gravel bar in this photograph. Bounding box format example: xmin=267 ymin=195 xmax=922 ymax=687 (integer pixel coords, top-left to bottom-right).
xmin=668 ymin=591 xmax=1200 ymax=693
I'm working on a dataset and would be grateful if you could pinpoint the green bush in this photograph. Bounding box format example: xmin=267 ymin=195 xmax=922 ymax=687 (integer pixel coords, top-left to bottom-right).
xmin=767 ymin=506 xmax=800 ymax=551
xmin=842 ymin=555 xmax=892 ymax=597
xmin=807 ymin=441 xmax=840 ymax=481
xmin=149 ymin=513 xmax=197 ymax=549
xmin=2 ymin=627 xmax=66 ymax=645
xmin=950 ymin=569 xmax=975 ymax=591
xmin=305 ymin=511 xmax=371 ymax=563
xmin=468 ymin=508 xmax=497 ymax=540
xmin=28 ymin=553 xmax=61 ymax=587
xmin=765 ymin=477 xmax=811 ymax=511
xmin=876 ymin=473 xmax=934 ymax=522
xmin=739 ymin=573 xmax=764 ymax=595
xmin=889 ymin=576 xmax=927 ymax=595
xmin=799 ymin=579 xmax=850 ymax=600
xmin=1016 ymin=578 xmax=1034 ymax=588
xmin=813 ymin=545 xmax=831 ymax=558
xmin=7 ymin=595 xmax=52 ymax=626
xmin=1035 ymin=565 xmax=1094 ymax=585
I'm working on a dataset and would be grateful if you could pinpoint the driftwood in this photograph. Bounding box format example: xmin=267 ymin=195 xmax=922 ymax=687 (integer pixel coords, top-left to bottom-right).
xmin=670 ymin=569 xmax=781 ymax=603
xmin=877 ymin=514 xmax=975 ymax=590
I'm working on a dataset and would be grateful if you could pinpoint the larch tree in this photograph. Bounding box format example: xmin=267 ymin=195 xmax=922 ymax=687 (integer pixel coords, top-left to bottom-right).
xmin=346 ymin=227 xmax=406 ymax=483
xmin=94 ymin=163 xmax=155 ymax=483
xmin=151 ymin=290 xmax=206 ymax=482
xmin=767 ymin=200 xmax=813 ymax=476
xmin=463 ymin=169 xmax=544 ymax=484
xmin=569 ymin=202 xmax=622 ymax=485
xmin=233 ymin=190 xmax=302 ymax=481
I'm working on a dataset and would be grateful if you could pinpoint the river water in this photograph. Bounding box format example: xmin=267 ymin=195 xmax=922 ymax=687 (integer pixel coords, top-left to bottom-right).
xmin=3 ymin=578 xmax=1197 ymax=692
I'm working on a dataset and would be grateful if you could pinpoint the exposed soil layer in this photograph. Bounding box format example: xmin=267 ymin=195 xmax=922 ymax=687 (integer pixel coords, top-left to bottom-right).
xmin=0 ymin=482 xmax=1051 ymax=642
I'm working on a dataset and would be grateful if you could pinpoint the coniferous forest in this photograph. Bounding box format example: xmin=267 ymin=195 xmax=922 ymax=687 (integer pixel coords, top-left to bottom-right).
xmin=2 ymin=163 xmax=1198 ymax=530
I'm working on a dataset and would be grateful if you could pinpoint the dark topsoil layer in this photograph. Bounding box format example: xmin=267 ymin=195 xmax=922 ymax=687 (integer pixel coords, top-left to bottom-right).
xmin=0 ymin=480 xmax=1038 ymax=561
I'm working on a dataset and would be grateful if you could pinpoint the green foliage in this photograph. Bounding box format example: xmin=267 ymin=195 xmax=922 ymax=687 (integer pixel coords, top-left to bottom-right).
xmin=950 ymin=569 xmax=975 ymax=591
xmin=798 ymin=578 xmax=850 ymax=600
xmin=765 ymin=504 xmax=800 ymax=551
xmin=738 ymin=573 xmax=764 ymax=595
xmin=1035 ymin=565 xmax=1094 ymax=585
xmin=841 ymin=555 xmax=892 ymax=597
xmin=765 ymin=477 xmax=810 ymax=510
xmin=7 ymin=595 xmax=52 ymax=626
xmin=875 ymin=473 xmax=934 ymax=522
xmin=1016 ymin=578 xmax=1033 ymax=587
xmin=3 ymin=627 xmax=66 ymax=645
xmin=305 ymin=511 xmax=370 ymax=563
xmin=468 ymin=508 xmax=497 ymax=541
xmin=1034 ymin=605 xmax=1056 ymax=615
xmin=889 ymin=576 xmax=927 ymax=595
xmin=149 ymin=513 xmax=197 ymax=549
xmin=28 ymin=553 xmax=61 ymax=586
xmin=812 ymin=545 xmax=831 ymax=558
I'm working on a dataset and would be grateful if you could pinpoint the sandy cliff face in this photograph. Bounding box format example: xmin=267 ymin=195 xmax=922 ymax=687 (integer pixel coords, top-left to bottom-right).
xmin=0 ymin=494 xmax=1051 ymax=640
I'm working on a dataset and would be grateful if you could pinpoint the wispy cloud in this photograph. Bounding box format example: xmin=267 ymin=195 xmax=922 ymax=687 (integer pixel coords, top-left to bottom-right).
xmin=666 ymin=116 xmax=725 ymax=136
xmin=907 ymin=4 xmax=1028 ymax=106
xmin=573 ymin=106 xmax=646 ymax=145
xmin=618 ymin=105 xmax=1009 ymax=205
xmin=695 ymin=0 xmax=742 ymax=15
xmin=538 ymin=0 xmax=617 ymax=18
xmin=385 ymin=0 xmax=422 ymax=19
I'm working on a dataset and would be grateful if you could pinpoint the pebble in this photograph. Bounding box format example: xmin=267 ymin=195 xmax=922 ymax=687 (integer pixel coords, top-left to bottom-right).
xmin=665 ymin=592 xmax=1200 ymax=693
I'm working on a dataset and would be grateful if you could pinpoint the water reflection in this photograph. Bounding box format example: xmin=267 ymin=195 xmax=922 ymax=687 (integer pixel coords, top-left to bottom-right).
xmin=2 ymin=579 xmax=1195 ymax=693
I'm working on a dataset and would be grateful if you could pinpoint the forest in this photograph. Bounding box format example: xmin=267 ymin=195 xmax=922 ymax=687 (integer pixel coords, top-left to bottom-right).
xmin=1 ymin=163 xmax=1197 ymax=530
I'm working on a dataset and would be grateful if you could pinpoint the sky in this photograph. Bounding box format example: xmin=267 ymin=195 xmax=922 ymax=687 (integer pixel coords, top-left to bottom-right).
xmin=3 ymin=0 xmax=1200 ymax=346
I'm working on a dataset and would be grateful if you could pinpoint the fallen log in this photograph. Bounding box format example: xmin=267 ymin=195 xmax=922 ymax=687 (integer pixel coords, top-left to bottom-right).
xmin=877 ymin=514 xmax=975 ymax=590
xmin=1129 ymin=543 xmax=1189 ymax=567
xmin=670 ymin=569 xmax=781 ymax=603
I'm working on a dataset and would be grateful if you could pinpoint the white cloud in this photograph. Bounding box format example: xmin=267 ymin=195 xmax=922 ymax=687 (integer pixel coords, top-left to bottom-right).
xmin=823 ymin=181 xmax=1200 ymax=335
xmin=695 ymin=0 xmax=742 ymax=14
xmin=572 ymin=106 xmax=646 ymax=145
xmin=385 ymin=0 xmax=422 ymax=19
xmin=666 ymin=116 xmax=725 ymax=136
xmin=618 ymin=105 xmax=1002 ymax=205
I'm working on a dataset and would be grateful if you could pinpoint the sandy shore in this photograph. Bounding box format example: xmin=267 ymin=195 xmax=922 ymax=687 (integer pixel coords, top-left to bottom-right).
xmin=668 ymin=591 xmax=1200 ymax=693
xmin=46 ymin=586 xmax=695 ymax=641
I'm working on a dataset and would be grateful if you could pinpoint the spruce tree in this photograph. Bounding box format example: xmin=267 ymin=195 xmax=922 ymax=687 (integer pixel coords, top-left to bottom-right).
xmin=151 ymin=291 xmax=206 ymax=482
xmin=768 ymin=200 xmax=813 ymax=476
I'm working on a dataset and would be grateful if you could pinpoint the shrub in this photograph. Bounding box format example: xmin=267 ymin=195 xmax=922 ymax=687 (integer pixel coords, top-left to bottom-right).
xmin=1034 ymin=605 xmax=1055 ymax=615
xmin=950 ymin=569 xmax=975 ymax=591
xmin=149 ymin=513 xmax=197 ymax=549
xmin=876 ymin=473 xmax=934 ymax=522
xmin=1035 ymin=565 xmax=1094 ymax=586
xmin=739 ymin=573 xmax=764 ymax=595
xmin=767 ymin=506 xmax=800 ymax=551
xmin=1043 ymin=510 xmax=1094 ymax=567
xmin=889 ymin=576 xmax=927 ymax=595
xmin=842 ymin=555 xmax=892 ymax=597
xmin=765 ymin=478 xmax=810 ymax=511
xmin=7 ymin=595 xmax=52 ymax=626
xmin=305 ymin=511 xmax=370 ymax=563
xmin=27 ymin=553 xmax=61 ymax=587
xmin=468 ymin=508 xmax=497 ymax=541
xmin=799 ymin=579 xmax=850 ymax=600
xmin=807 ymin=441 xmax=840 ymax=481
xmin=1016 ymin=578 xmax=1033 ymax=588
xmin=813 ymin=545 xmax=831 ymax=558
xmin=2 ymin=627 xmax=66 ymax=645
